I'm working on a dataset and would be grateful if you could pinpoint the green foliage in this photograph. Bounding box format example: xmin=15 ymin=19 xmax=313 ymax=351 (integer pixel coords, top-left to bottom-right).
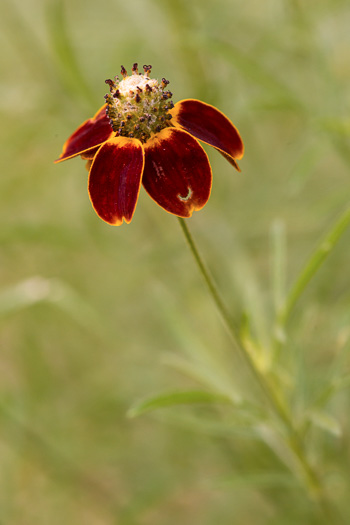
xmin=1 ymin=0 xmax=350 ymax=523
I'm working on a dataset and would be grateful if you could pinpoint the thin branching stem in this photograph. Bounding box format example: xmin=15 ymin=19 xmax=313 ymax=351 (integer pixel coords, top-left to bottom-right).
xmin=178 ymin=216 xmax=345 ymax=524
xmin=178 ymin=217 xmax=291 ymax=426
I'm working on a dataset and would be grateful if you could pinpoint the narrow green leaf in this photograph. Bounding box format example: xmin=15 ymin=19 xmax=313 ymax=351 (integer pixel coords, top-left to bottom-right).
xmin=279 ymin=205 xmax=350 ymax=324
xmin=127 ymin=390 xmax=232 ymax=418
xmin=308 ymin=410 xmax=342 ymax=438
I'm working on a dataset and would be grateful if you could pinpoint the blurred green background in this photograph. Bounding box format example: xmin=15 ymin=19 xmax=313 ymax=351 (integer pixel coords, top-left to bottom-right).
xmin=1 ymin=0 xmax=350 ymax=523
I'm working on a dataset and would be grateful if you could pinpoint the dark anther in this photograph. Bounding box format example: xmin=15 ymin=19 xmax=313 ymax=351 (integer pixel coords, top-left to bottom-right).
xmin=143 ymin=65 xmax=152 ymax=76
xmin=134 ymin=124 xmax=140 ymax=131
xmin=120 ymin=121 xmax=125 ymax=127
xmin=156 ymin=125 xmax=162 ymax=132
xmin=121 ymin=65 xmax=127 ymax=78
xmin=152 ymin=107 xmax=158 ymax=112
xmin=105 ymin=79 xmax=114 ymax=89
xmin=126 ymin=114 xmax=132 ymax=120
xmin=129 ymin=133 xmax=134 ymax=137
xmin=132 ymin=63 xmax=138 ymax=74
xmin=166 ymin=114 xmax=172 ymax=120
xmin=146 ymin=114 xmax=152 ymax=121
xmin=161 ymin=78 xmax=170 ymax=87
xmin=136 ymin=86 xmax=143 ymax=93
xmin=145 ymin=84 xmax=152 ymax=93
xmin=160 ymin=116 xmax=165 ymax=121
xmin=139 ymin=116 xmax=145 ymax=122
xmin=169 ymin=101 xmax=174 ymax=109
xmin=104 ymin=94 xmax=109 ymax=100
xmin=135 ymin=93 xmax=141 ymax=103
xmin=162 ymin=91 xmax=173 ymax=100
xmin=113 ymin=90 xmax=120 ymax=98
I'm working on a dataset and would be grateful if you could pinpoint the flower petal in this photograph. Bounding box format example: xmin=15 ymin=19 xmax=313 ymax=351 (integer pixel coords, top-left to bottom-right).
xmin=55 ymin=105 xmax=114 ymax=163
xmin=170 ymin=99 xmax=244 ymax=170
xmin=88 ymin=137 xmax=144 ymax=225
xmin=142 ymin=128 xmax=212 ymax=218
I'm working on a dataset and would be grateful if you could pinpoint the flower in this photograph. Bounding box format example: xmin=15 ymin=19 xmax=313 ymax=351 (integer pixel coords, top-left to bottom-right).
xmin=55 ymin=64 xmax=244 ymax=226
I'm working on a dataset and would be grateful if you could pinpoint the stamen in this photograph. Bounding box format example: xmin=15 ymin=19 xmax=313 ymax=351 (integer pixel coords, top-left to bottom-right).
xmin=162 ymin=91 xmax=173 ymax=100
xmin=143 ymin=65 xmax=152 ymax=77
xmin=105 ymin=79 xmax=115 ymax=91
xmin=104 ymin=64 xmax=173 ymax=142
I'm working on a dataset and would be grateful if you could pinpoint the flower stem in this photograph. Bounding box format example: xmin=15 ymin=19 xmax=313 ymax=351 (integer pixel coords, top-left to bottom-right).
xmin=177 ymin=217 xmax=344 ymax=523
xmin=177 ymin=217 xmax=290 ymax=425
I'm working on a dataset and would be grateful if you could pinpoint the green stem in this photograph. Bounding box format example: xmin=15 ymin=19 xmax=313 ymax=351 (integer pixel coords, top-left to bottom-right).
xmin=178 ymin=217 xmax=291 ymax=426
xmin=178 ymin=217 xmax=344 ymax=523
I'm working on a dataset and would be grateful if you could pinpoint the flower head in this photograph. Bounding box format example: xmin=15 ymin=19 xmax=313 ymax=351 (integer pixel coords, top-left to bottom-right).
xmin=55 ymin=64 xmax=244 ymax=225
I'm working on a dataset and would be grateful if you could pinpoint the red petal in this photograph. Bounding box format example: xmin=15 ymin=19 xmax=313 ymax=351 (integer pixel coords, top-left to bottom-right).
xmin=55 ymin=105 xmax=114 ymax=163
xmin=170 ymin=99 xmax=244 ymax=170
xmin=88 ymin=137 xmax=144 ymax=225
xmin=142 ymin=128 xmax=212 ymax=218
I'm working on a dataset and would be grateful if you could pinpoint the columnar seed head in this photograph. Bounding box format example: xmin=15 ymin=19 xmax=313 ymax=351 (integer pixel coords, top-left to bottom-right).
xmin=104 ymin=64 xmax=174 ymax=143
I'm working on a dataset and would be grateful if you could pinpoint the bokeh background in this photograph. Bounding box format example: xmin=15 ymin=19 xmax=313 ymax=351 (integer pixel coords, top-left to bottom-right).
xmin=1 ymin=0 xmax=350 ymax=523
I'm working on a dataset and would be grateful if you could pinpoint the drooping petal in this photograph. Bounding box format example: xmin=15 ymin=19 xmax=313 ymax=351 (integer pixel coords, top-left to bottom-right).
xmin=55 ymin=105 xmax=114 ymax=163
xmin=170 ymin=99 xmax=244 ymax=170
xmin=142 ymin=128 xmax=212 ymax=218
xmin=88 ymin=137 xmax=144 ymax=225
